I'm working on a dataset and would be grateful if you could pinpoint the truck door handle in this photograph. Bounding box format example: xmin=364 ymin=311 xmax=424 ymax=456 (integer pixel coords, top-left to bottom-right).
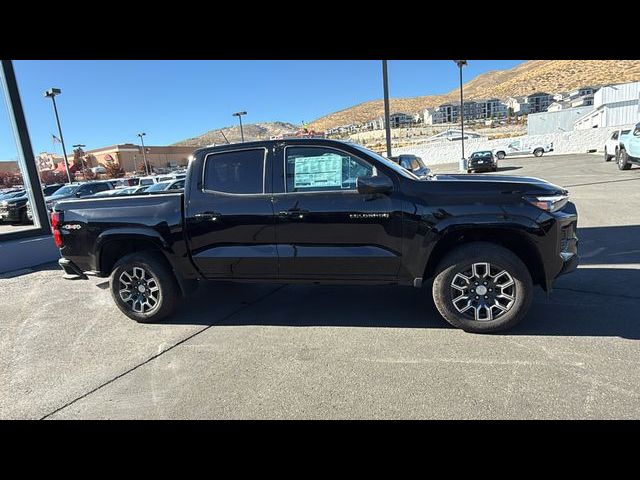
xmin=278 ymin=208 xmax=309 ymax=219
xmin=194 ymin=212 xmax=220 ymax=221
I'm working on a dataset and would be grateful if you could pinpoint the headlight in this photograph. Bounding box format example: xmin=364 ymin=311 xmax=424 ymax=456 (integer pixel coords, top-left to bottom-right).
xmin=524 ymin=194 xmax=569 ymax=213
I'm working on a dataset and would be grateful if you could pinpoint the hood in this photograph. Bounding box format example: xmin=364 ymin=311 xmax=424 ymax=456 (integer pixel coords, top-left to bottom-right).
xmin=431 ymin=173 xmax=567 ymax=195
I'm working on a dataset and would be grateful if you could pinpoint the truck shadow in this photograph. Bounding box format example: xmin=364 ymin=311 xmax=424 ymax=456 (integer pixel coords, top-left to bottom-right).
xmin=164 ymin=224 xmax=640 ymax=339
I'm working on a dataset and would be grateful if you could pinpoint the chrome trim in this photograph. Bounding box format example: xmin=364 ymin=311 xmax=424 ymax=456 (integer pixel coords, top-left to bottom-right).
xmin=201 ymin=147 xmax=268 ymax=196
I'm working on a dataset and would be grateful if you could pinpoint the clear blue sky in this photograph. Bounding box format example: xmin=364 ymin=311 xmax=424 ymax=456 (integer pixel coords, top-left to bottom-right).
xmin=1 ymin=60 xmax=524 ymax=160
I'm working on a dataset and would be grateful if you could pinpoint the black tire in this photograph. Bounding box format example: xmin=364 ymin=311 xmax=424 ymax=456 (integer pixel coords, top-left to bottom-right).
xmin=467 ymin=169 xmax=473 ymax=174
xmin=533 ymin=148 xmax=544 ymax=157
xmin=109 ymin=251 xmax=180 ymax=323
xmin=432 ymin=242 xmax=533 ymax=333
xmin=496 ymin=151 xmax=506 ymax=160
xmin=604 ymin=148 xmax=612 ymax=162
xmin=617 ymin=148 xmax=631 ymax=170
xmin=492 ymin=165 xmax=498 ymax=172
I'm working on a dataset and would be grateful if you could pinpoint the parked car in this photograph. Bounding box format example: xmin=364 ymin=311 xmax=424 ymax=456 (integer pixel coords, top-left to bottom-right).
xmin=616 ymin=122 xmax=640 ymax=170
xmin=117 ymin=185 xmax=150 ymax=195
xmin=493 ymin=140 xmax=553 ymax=159
xmin=42 ymin=184 xmax=65 ymax=196
xmin=25 ymin=184 xmax=65 ymax=221
xmin=388 ymin=154 xmax=431 ymax=178
xmin=604 ymin=128 xmax=632 ymax=162
xmin=113 ymin=178 xmax=141 ymax=189
xmin=53 ymin=139 xmax=578 ymax=333
xmin=467 ymin=151 xmax=497 ymax=173
xmin=157 ymin=173 xmax=187 ymax=182
xmin=137 ymin=175 xmax=162 ymax=187
xmin=0 ymin=189 xmax=25 ymax=201
xmin=44 ymin=181 xmax=114 ymax=211
xmin=145 ymin=178 xmax=185 ymax=194
xmin=0 ymin=190 xmax=29 ymax=224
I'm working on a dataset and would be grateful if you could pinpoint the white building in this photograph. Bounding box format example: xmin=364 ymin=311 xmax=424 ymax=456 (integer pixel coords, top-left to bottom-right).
xmin=574 ymin=81 xmax=640 ymax=130
xmin=527 ymin=107 xmax=594 ymax=135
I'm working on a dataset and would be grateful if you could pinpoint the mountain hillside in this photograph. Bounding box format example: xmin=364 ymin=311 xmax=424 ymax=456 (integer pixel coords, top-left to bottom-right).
xmin=173 ymin=121 xmax=300 ymax=147
xmin=308 ymin=60 xmax=640 ymax=131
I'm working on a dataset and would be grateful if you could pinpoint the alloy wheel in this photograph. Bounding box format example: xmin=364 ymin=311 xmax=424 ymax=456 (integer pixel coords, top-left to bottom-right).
xmin=450 ymin=262 xmax=516 ymax=322
xmin=118 ymin=266 xmax=161 ymax=313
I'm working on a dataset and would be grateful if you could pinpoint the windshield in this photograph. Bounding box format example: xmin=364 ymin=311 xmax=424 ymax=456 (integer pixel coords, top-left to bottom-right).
xmin=470 ymin=151 xmax=492 ymax=159
xmin=1 ymin=190 xmax=24 ymax=200
xmin=349 ymin=144 xmax=419 ymax=180
xmin=146 ymin=181 xmax=171 ymax=192
xmin=50 ymin=185 xmax=79 ymax=197
xmin=401 ymin=156 xmax=427 ymax=171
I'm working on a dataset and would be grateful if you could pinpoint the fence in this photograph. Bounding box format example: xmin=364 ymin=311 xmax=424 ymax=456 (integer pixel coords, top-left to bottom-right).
xmin=391 ymin=125 xmax=637 ymax=166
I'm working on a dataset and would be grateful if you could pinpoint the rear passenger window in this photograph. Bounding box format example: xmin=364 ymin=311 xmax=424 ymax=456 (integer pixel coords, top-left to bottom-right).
xmin=204 ymin=149 xmax=265 ymax=194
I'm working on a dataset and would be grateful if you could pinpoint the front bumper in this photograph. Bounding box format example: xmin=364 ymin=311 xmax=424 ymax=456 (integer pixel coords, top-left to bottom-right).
xmin=0 ymin=207 xmax=22 ymax=223
xmin=544 ymin=202 xmax=579 ymax=289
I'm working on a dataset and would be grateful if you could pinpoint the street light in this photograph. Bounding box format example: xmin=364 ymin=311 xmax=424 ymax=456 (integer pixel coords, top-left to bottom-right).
xmin=382 ymin=60 xmax=392 ymax=158
xmin=72 ymin=143 xmax=88 ymax=180
xmin=232 ymin=111 xmax=247 ymax=143
xmin=453 ymin=60 xmax=468 ymax=173
xmin=43 ymin=87 xmax=72 ymax=184
xmin=137 ymin=133 xmax=149 ymax=175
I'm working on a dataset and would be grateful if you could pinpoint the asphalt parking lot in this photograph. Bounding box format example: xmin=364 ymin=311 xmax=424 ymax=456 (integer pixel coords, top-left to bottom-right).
xmin=1 ymin=153 xmax=639 ymax=419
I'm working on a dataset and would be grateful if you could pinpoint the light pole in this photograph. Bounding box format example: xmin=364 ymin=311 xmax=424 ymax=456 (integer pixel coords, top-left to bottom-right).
xmin=72 ymin=143 xmax=88 ymax=180
xmin=382 ymin=60 xmax=392 ymax=158
xmin=454 ymin=60 xmax=468 ymax=172
xmin=137 ymin=133 xmax=149 ymax=175
xmin=233 ymin=111 xmax=247 ymax=143
xmin=44 ymin=88 xmax=72 ymax=184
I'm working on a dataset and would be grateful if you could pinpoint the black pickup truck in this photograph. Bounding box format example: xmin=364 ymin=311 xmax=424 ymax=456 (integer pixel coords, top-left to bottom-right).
xmin=53 ymin=139 xmax=578 ymax=333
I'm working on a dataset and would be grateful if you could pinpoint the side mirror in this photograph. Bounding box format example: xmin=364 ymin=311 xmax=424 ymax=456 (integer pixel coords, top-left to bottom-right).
xmin=75 ymin=191 xmax=82 ymax=198
xmin=357 ymin=175 xmax=393 ymax=195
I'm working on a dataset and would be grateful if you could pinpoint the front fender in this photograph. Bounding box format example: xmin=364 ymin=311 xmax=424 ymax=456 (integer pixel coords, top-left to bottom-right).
xmin=404 ymin=212 xmax=546 ymax=285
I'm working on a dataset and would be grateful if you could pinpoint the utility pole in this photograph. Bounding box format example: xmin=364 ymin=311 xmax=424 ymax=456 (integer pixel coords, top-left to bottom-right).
xmin=44 ymin=88 xmax=72 ymax=184
xmin=454 ymin=60 xmax=468 ymax=172
xmin=382 ymin=60 xmax=392 ymax=158
xmin=233 ymin=111 xmax=247 ymax=143
xmin=137 ymin=133 xmax=149 ymax=175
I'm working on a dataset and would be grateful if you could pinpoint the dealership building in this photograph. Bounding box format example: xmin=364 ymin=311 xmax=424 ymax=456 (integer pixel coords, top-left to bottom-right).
xmin=41 ymin=144 xmax=196 ymax=174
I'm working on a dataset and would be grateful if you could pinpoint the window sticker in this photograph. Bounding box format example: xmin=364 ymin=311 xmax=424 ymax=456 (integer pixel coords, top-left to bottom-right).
xmin=293 ymin=154 xmax=343 ymax=189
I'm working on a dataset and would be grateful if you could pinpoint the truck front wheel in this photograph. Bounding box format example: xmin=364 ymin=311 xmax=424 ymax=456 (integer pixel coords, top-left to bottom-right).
xmin=109 ymin=251 xmax=180 ymax=323
xmin=617 ymin=149 xmax=631 ymax=170
xmin=432 ymin=242 xmax=533 ymax=333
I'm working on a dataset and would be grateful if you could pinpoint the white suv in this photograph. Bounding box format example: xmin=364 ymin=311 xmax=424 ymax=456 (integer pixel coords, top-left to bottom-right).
xmin=604 ymin=128 xmax=631 ymax=162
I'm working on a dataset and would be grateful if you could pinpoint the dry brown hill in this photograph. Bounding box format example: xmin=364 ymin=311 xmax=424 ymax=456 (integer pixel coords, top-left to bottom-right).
xmin=308 ymin=60 xmax=640 ymax=131
xmin=173 ymin=121 xmax=300 ymax=147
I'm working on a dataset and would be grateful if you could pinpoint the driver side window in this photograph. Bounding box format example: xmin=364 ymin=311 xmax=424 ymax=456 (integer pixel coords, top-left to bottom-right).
xmin=285 ymin=147 xmax=377 ymax=193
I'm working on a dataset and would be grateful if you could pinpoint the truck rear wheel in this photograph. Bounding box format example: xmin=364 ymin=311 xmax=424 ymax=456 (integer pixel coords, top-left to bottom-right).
xmin=533 ymin=148 xmax=544 ymax=157
xmin=432 ymin=242 xmax=533 ymax=333
xmin=496 ymin=151 xmax=506 ymax=160
xmin=109 ymin=251 xmax=180 ymax=323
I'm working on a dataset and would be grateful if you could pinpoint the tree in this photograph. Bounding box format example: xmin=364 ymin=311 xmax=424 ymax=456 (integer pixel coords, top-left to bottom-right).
xmin=104 ymin=158 xmax=125 ymax=178
xmin=0 ymin=171 xmax=23 ymax=188
xmin=39 ymin=169 xmax=67 ymax=185
xmin=136 ymin=161 xmax=148 ymax=175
